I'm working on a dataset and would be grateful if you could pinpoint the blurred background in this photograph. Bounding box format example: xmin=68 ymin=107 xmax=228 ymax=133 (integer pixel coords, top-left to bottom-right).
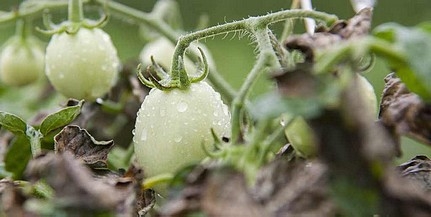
xmin=0 ymin=0 xmax=431 ymax=162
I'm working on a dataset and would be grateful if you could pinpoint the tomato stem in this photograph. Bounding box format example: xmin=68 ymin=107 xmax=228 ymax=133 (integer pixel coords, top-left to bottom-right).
xmin=68 ymin=0 xmax=84 ymax=23
xmin=142 ymin=173 xmax=174 ymax=190
xmin=313 ymin=37 xmax=406 ymax=75
xmin=26 ymin=126 xmax=43 ymax=158
xmin=231 ymin=27 xmax=279 ymax=143
xmin=15 ymin=19 xmax=32 ymax=41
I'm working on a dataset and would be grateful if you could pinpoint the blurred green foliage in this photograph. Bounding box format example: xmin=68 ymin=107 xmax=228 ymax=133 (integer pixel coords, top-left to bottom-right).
xmin=0 ymin=0 xmax=430 ymax=162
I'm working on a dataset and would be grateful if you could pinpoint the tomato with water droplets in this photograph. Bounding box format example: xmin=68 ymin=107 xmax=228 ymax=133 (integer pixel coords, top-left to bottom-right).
xmin=133 ymin=81 xmax=230 ymax=192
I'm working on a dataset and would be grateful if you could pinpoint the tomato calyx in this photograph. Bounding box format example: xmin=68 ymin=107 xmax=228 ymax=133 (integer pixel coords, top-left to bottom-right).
xmin=137 ymin=47 xmax=209 ymax=91
xmin=37 ymin=0 xmax=108 ymax=35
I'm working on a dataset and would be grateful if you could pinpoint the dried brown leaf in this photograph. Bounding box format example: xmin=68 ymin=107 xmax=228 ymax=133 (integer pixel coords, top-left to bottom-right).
xmin=284 ymin=8 xmax=372 ymax=61
xmin=379 ymin=73 xmax=431 ymax=147
xmin=254 ymin=159 xmax=336 ymax=217
xmin=25 ymin=152 xmax=122 ymax=213
xmin=0 ymin=179 xmax=28 ymax=217
xmin=398 ymin=155 xmax=431 ymax=191
xmin=161 ymin=160 xmax=337 ymax=217
xmin=54 ymin=125 xmax=114 ymax=169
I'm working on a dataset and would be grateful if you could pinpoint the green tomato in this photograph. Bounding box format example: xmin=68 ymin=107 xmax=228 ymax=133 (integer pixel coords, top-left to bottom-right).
xmin=133 ymin=81 xmax=230 ymax=191
xmin=284 ymin=116 xmax=317 ymax=158
xmin=45 ymin=28 xmax=120 ymax=101
xmin=0 ymin=36 xmax=44 ymax=86
xmin=356 ymin=74 xmax=378 ymax=118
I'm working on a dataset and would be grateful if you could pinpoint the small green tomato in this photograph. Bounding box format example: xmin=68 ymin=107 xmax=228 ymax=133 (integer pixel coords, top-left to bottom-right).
xmin=45 ymin=28 xmax=120 ymax=101
xmin=0 ymin=36 xmax=44 ymax=86
xmin=356 ymin=74 xmax=378 ymax=118
xmin=284 ymin=116 xmax=317 ymax=158
xmin=133 ymin=81 xmax=230 ymax=190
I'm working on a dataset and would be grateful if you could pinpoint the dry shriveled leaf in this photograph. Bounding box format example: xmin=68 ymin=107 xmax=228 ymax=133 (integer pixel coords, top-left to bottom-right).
xmin=25 ymin=152 xmax=122 ymax=213
xmin=24 ymin=152 xmax=145 ymax=216
xmin=398 ymin=155 xmax=431 ymax=191
xmin=161 ymin=159 xmax=337 ymax=217
xmin=54 ymin=125 xmax=114 ymax=169
xmin=284 ymin=8 xmax=372 ymax=61
xmin=0 ymin=179 xmax=27 ymax=217
xmin=379 ymin=73 xmax=431 ymax=147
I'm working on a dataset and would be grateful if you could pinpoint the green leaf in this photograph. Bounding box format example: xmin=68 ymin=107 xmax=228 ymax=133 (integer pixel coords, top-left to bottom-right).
xmin=373 ymin=23 xmax=431 ymax=101
xmin=39 ymin=100 xmax=83 ymax=136
xmin=250 ymin=92 xmax=321 ymax=121
xmin=0 ymin=163 xmax=13 ymax=178
xmin=5 ymin=135 xmax=32 ymax=179
xmin=0 ymin=111 xmax=27 ymax=135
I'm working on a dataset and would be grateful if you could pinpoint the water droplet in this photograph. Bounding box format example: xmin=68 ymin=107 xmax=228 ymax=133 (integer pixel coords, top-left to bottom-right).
xmin=174 ymin=136 xmax=183 ymax=143
xmin=140 ymin=129 xmax=147 ymax=141
xmin=131 ymin=129 xmax=136 ymax=135
xmin=177 ymin=101 xmax=188 ymax=112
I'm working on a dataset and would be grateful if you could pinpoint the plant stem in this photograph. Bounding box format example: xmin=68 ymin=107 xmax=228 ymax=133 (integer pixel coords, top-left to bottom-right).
xmin=300 ymin=0 xmax=316 ymax=34
xmin=171 ymin=9 xmax=337 ymax=73
xmin=26 ymin=126 xmax=42 ymax=157
xmin=15 ymin=18 xmax=31 ymax=41
xmin=68 ymin=0 xmax=84 ymax=23
xmin=142 ymin=173 xmax=174 ymax=190
xmin=314 ymin=37 xmax=406 ymax=74
xmin=0 ymin=1 xmax=69 ymax=25
xmin=231 ymin=27 xmax=279 ymax=143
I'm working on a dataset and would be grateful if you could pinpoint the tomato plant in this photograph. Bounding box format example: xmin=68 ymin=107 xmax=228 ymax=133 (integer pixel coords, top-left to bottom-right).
xmin=0 ymin=0 xmax=430 ymax=216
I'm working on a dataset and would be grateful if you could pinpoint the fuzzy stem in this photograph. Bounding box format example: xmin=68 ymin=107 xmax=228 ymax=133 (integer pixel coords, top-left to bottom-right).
xmin=231 ymin=27 xmax=279 ymax=143
xmin=68 ymin=0 xmax=84 ymax=23
xmin=171 ymin=9 xmax=337 ymax=74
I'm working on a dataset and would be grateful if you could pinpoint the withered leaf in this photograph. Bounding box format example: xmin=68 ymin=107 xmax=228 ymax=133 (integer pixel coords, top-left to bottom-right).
xmin=253 ymin=159 xmax=336 ymax=217
xmin=0 ymin=179 xmax=27 ymax=217
xmin=161 ymin=166 xmax=267 ymax=217
xmin=398 ymin=155 xmax=431 ymax=191
xmin=379 ymin=73 xmax=431 ymax=146
xmin=161 ymin=160 xmax=337 ymax=217
xmin=54 ymin=125 xmax=114 ymax=169
xmin=285 ymin=8 xmax=372 ymax=61
xmin=25 ymin=152 xmax=134 ymax=215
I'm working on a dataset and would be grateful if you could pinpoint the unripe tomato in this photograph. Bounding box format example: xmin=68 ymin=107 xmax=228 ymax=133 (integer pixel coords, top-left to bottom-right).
xmin=133 ymin=81 xmax=230 ymax=190
xmin=284 ymin=116 xmax=317 ymax=158
xmin=45 ymin=28 xmax=120 ymax=101
xmin=356 ymin=74 xmax=378 ymax=118
xmin=0 ymin=36 xmax=44 ymax=86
